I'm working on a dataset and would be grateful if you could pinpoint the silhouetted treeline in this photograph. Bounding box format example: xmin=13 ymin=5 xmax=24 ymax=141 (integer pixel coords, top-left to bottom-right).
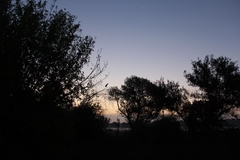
xmin=1 ymin=0 xmax=240 ymax=160
xmin=108 ymin=55 xmax=240 ymax=138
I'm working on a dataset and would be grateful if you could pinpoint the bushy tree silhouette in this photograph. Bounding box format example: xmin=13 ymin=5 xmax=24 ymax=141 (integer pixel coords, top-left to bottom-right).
xmin=0 ymin=0 xmax=108 ymax=158
xmin=108 ymin=76 xmax=161 ymax=131
xmin=183 ymin=55 xmax=240 ymax=134
xmin=0 ymin=0 xmax=107 ymax=110
xmin=108 ymin=76 xmax=189 ymax=134
xmin=70 ymin=99 xmax=110 ymax=141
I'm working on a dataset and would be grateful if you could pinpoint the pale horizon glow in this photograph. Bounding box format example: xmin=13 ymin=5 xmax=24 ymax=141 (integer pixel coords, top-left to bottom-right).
xmin=54 ymin=0 xmax=240 ymax=122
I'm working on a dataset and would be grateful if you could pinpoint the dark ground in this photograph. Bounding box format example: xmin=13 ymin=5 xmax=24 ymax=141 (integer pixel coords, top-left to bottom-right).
xmin=2 ymin=129 xmax=239 ymax=160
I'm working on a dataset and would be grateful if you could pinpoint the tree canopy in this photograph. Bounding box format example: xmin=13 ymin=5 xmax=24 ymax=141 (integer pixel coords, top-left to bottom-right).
xmin=108 ymin=75 xmax=189 ymax=131
xmin=0 ymin=0 xmax=107 ymax=109
xmin=108 ymin=55 xmax=240 ymax=135
xmin=0 ymin=1 xmax=109 ymax=158
xmin=108 ymin=76 xmax=160 ymax=130
xmin=182 ymin=55 xmax=240 ymax=132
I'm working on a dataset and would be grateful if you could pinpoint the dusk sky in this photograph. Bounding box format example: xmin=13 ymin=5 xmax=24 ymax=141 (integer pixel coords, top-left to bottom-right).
xmin=54 ymin=0 xmax=240 ymax=121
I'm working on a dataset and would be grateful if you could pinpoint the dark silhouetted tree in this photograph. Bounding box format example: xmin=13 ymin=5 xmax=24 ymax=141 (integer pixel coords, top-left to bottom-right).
xmin=70 ymin=99 xmax=110 ymax=141
xmin=155 ymin=78 xmax=190 ymax=112
xmin=108 ymin=76 xmax=163 ymax=131
xmin=183 ymin=55 xmax=240 ymax=132
xmin=154 ymin=78 xmax=192 ymax=135
xmin=0 ymin=0 xmax=108 ymax=158
xmin=0 ymin=0 xmax=108 ymax=110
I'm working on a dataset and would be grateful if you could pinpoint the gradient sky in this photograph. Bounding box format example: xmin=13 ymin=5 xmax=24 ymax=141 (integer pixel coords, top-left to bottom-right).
xmin=53 ymin=0 xmax=240 ymax=121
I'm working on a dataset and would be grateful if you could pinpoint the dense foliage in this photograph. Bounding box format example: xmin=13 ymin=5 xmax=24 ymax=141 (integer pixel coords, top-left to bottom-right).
xmin=108 ymin=75 xmax=189 ymax=132
xmin=108 ymin=76 xmax=161 ymax=130
xmin=183 ymin=55 xmax=240 ymax=132
xmin=0 ymin=0 xmax=107 ymax=109
xmin=109 ymin=55 xmax=240 ymax=136
xmin=0 ymin=1 xmax=109 ymax=159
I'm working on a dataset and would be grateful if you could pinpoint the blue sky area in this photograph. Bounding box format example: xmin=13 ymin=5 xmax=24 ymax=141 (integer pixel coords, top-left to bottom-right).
xmin=53 ymin=0 xmax=240 ymax=121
